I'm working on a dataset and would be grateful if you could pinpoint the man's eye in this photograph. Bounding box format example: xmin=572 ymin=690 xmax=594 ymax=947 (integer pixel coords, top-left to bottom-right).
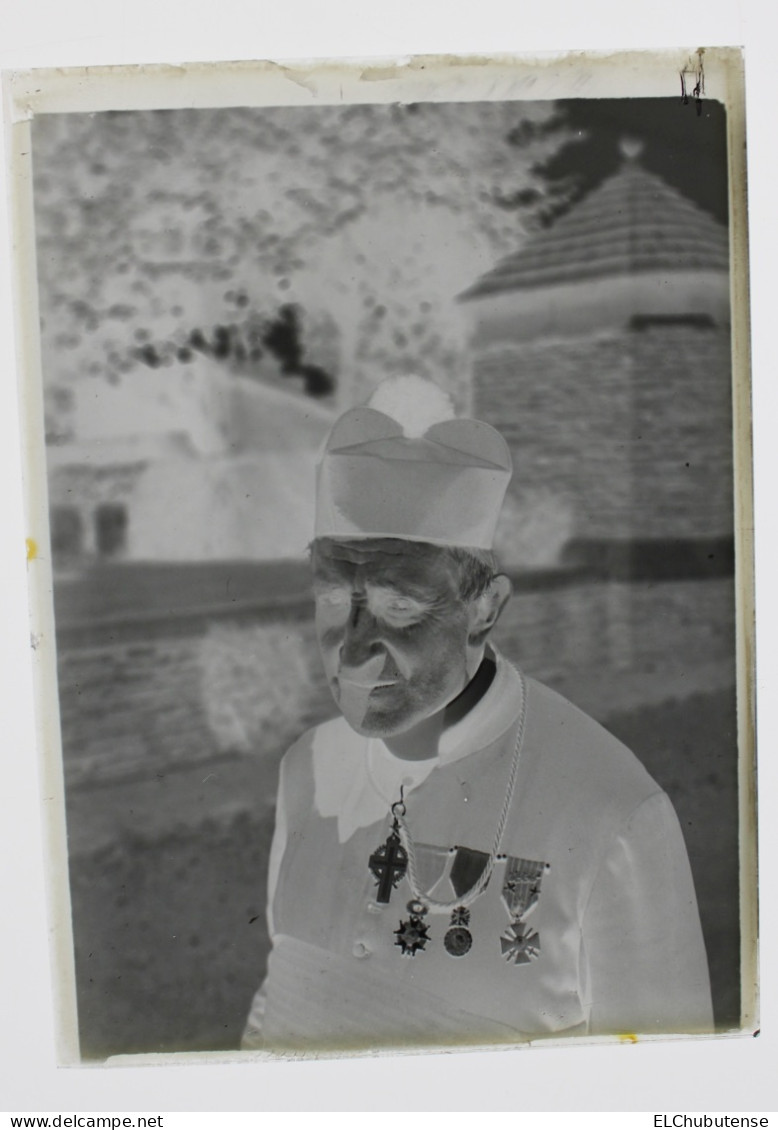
xmin=377 ymin=599 xmax=425 ymax=627
xmin=387 ymin=600 xmax=413 ymax=613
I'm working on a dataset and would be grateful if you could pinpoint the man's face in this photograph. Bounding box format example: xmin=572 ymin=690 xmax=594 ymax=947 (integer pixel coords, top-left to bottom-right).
xmin=312 ymin=538 xmax=474 ymax=738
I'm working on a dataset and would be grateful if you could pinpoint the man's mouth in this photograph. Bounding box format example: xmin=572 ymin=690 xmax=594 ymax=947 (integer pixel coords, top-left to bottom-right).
xmin=338 ymin=677 xmax=398 ymax=691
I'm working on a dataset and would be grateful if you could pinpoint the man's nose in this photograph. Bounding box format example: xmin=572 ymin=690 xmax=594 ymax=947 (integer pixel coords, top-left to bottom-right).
xmin=339 ymin=600 xmax=383 ymax=668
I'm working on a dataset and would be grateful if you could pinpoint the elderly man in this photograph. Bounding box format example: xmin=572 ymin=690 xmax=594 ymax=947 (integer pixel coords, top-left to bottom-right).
xmin=243 ymin=376 xmax=713 ymax=1051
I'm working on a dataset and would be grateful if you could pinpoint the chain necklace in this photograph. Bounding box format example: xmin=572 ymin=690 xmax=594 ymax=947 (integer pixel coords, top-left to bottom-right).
xmin=379 ymin=671 xmax=528 ymax=955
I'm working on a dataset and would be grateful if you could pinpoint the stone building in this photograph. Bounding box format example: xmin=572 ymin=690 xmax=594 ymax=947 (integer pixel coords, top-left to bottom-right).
xmin=47 ymin=363 xmax=335 ymax=567
xmin=461 ymin=146 xmax=733 ymax=572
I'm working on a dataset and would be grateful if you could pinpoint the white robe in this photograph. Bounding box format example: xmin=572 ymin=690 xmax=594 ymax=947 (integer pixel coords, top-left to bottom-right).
xmin=244 ymin=652 xmax=713 ymax=1051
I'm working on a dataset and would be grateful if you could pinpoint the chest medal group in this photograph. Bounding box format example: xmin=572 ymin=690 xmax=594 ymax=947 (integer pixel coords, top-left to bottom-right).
xmin=368 ymin=810 xmax=548 ymax=964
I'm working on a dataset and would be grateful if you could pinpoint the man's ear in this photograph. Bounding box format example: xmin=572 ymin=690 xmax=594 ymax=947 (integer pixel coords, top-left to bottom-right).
xmin=467 ymin=573 xmax=512 ymax=645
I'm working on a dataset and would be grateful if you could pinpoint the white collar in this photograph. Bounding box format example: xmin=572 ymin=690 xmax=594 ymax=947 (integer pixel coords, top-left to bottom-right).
xmin=312 ymin=650 xmax=523 ymax=842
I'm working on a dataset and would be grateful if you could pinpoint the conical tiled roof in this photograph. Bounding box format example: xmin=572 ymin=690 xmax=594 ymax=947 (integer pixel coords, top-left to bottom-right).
xmin=462 ymin=156 xmax=729 ymax=300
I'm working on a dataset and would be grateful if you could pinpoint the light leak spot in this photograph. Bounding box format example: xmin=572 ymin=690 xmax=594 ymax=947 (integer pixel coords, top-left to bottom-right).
xmin=25 ymin=537 xmax=38 ymax=561
xmin=619 ymin=1033 xmax=638 ymax=1044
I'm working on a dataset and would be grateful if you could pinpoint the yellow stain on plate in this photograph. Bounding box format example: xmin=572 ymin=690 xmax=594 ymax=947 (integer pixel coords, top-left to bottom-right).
xmin=619 ymin=1033 xmax=638 ymax=1044
xmin=26 ymin=537 xmax=38 ymax=561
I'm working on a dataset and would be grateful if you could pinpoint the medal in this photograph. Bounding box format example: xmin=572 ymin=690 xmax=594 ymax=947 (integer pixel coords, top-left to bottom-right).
xmin=384 ymin=672 xmax=530 ymax=958
xmin=443 ymin=906 xmax=472 ymax=957
xmin=368 ymin=808 xmax=408 ymax=904
xmin=500 ymin=920 xmax=541 ymax=964
xmin=499 ymin=856 xmax=548 ymax=965
xmin=394 ymin=899 xmax=430 ymax=956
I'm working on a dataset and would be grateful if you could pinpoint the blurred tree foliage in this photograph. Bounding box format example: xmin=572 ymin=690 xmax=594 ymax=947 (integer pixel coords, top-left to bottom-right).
xmin=32 ymin=101 xmax=565 ymax=436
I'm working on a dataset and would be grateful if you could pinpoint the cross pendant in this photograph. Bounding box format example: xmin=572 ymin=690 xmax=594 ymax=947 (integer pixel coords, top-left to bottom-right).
xmin=368 ymin=824 xmax=408 ymax=904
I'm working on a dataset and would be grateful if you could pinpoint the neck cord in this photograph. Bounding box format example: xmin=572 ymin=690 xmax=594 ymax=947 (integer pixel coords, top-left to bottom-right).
xmin=392 ymin=671 xmax=527 ymax=914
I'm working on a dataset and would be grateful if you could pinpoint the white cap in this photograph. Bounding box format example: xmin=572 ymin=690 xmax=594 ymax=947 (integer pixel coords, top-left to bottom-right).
xmin=315 ymin=376 xmax=512 ymax=550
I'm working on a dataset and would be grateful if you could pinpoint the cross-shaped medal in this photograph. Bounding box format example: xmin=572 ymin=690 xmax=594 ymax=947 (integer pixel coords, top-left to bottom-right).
xmin=368 ymin=823 xmax=408 ymax=904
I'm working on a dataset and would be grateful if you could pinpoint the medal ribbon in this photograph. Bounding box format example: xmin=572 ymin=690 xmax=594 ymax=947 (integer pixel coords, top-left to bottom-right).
xmin=393 ymin=671 xmax=528 ymax=915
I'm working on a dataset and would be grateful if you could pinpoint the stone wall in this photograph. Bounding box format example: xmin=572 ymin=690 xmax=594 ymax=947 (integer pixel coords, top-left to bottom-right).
xmin=57 ymin=617 xmax=333 ymax=787
xmin=473 ymin=322 xmax=733 ymax=545
xmin=494 ymin=575 xmax=735 ymax=687
xmin=56 ymin=567 xmax=736 ymax=787
xmin=630 ymin=324 xmax=734 ymax=537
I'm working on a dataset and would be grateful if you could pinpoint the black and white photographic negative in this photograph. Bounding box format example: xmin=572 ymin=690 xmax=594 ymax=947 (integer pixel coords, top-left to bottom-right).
xmin=10 ymin=51 xmax=754 ymax=1062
